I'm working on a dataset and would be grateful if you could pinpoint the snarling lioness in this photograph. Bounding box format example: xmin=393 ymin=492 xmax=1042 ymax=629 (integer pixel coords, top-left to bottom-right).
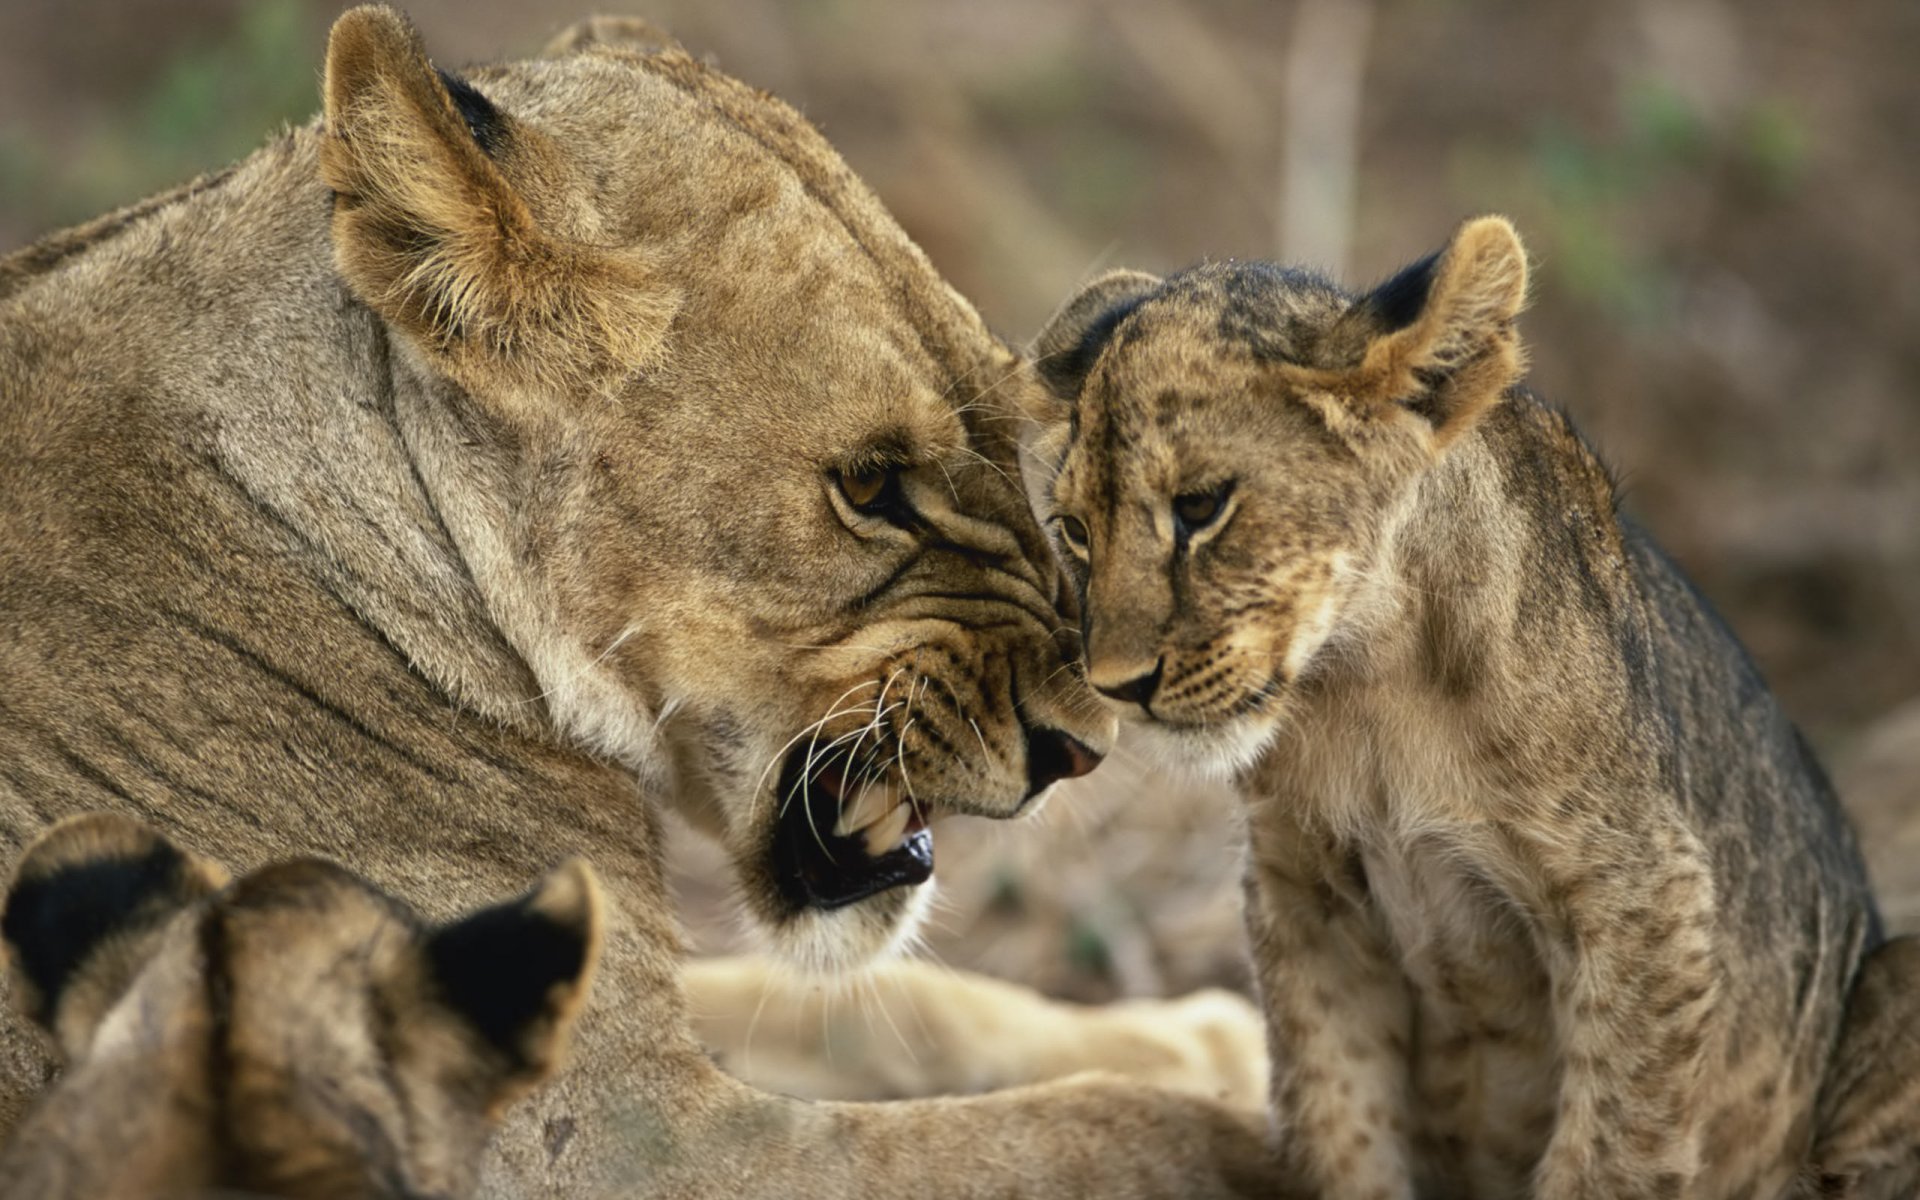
xmin=1024 ymin=218 xmax=1920 ymax=1199
xmin=0 ymin=814 xmax=599 ymax=1199
xmin=0 ymin=8 xmax=1280 ymax=1197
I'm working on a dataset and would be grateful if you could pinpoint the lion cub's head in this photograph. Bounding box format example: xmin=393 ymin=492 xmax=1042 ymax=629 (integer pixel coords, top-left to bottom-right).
xmin=1024 ymin=218 xmax=1529 ymax=772
xmin=0 ymin=814 xmax=599 ymax=1200
xmin=313 ymin=8 xmax=1113 ymax=970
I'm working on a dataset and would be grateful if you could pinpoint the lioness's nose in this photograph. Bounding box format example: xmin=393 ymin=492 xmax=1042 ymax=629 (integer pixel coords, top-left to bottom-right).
xmin=1025 ymin=726 xmax=1104 ymax=796
xmin=1089 ymin=656 xmax=1163 ymax=711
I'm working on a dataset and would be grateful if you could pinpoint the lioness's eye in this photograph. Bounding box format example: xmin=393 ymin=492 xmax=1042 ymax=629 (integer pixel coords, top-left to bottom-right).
xmin=837 ymin=467 xmax=891 ymax=512
xmin=1057 ymin=514 xmax=1090 ymax=555
xmin=1172 ymin=482 xmax=1233 ymax=534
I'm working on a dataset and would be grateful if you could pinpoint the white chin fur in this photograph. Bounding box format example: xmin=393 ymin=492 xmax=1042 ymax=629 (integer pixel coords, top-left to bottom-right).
xmin=1125 ymin=714 xmax=1279 ymax=782
xmin=758 ymin=878 xmax=937 ymax=977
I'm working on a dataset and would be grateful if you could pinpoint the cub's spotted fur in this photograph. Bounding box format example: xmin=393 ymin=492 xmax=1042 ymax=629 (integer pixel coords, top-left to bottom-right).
xmin=0 ymin=814 xmax=598 ymax=1199
xmin=1025 ymin=217 xmax=1920 ymax=1199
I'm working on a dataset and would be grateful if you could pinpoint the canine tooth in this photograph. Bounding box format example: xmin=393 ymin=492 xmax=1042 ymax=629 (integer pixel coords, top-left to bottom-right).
xmin=833 ymin=781 xmax=896 ymax=837
xmin=863 ymin=803 xmax=912 ymax=856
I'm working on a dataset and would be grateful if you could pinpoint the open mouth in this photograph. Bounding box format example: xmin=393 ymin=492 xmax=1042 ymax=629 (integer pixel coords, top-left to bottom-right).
xmin=770 ymin=743 xmax=933 ymax=911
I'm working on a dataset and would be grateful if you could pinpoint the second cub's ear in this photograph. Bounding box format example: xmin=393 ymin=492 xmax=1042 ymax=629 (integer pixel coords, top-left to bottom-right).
xmin=426 ymin=858 xmax=603 ymax=1105
xmin=320 ymin=6 xmax=678 ymax=401
xmin=2 ymin=814 xmax=228 ymax=1058
xmin=1031 ymin=269 xmax=1165 ymax=403
xmin=1342 ymin=216 xmax=1529 ymax=446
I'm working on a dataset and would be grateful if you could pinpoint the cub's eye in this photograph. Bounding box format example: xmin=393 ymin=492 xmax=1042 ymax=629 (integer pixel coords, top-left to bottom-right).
xmin=1056 ymin=514 xmax=1091 ymax=556
xmin=1172 ymin=482 xmax=1233 ymax=535
xmin=836 ymin=467 xmax=893 ymax=513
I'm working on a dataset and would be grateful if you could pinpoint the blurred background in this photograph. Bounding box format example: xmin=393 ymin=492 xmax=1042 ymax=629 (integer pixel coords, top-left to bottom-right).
xmin=4 ymin=0 xmax=1916 ymax=998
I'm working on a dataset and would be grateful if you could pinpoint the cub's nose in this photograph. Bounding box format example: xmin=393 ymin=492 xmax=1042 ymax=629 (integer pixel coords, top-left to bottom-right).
xmin=1090 ymin=657 xmax=1164 ymax=711
xmin=1025 ymin=726 xmax=1104 ymax=797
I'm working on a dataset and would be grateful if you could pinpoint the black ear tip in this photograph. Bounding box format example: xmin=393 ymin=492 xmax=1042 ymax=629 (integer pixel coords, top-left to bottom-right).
xmin=1034 ymin=270 xmax=1163 ymax=399
xmin=428 ymin=863 xmax=600 ymax=1060
xmin=1363 ymin=249 xmax=1442 ymax=334
xmin=435 ymin=69 xmax=506 ymax=155
xmin=2 ymin=820 xmax=204 ymax=1023
xmin=1036 ymin=292 xmax=1152 ymax=398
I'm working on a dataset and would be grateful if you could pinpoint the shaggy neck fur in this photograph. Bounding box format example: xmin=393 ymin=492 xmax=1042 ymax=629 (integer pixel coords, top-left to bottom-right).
xmin=4 ymin=129 xmax=632 ymax=767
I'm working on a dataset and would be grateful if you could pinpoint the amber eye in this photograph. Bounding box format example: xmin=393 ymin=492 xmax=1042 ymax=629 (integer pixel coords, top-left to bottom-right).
xmin=1172 ymin=483 xmax=1232 ymax=534
xmin=1056 ymin=514 xmax=1091 ymax=555
xmin=837 ymin=467 xmax=891 ymax=512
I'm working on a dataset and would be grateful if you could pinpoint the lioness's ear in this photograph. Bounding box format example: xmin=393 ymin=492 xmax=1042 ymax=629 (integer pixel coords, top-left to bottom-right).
xmin=1031 ymin=268 xmax=1164 ymax=403
xmin=427 ymin=858 xmax=602 ymax=1102
xmin=321 ymin=6 xmax=678 ymax=400
xmin=1341 ymin=216 xmax=1529 ymax=447
xmin=541 ymin=15 xmax=682 ymax=58
xmin=2 ymin=814 xmax=228 ymax=1058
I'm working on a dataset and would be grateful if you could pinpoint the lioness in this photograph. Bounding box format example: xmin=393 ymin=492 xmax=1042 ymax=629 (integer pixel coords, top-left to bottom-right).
xmin=0 ymin=813 xmax=598 ymax=1199
xmin=0 ymin=8 xmax=1279 ymax=1198
xmin=1022 ymin=217 xmax=1920 ymax=1198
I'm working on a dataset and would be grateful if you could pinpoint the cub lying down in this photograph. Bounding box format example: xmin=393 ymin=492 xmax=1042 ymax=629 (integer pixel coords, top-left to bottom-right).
xmin=0 ymin=814 xmax=598 ymax=1200
xmin=1023 ymin=217 xmax=1920 ymax=1199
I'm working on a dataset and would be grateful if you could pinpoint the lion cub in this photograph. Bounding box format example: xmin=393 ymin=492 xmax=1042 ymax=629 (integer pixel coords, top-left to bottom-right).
xmin=1024 ymin=217 xmax=1918 ymax=1199
xmin=0 ymin=814 xmax=599 ymax=1199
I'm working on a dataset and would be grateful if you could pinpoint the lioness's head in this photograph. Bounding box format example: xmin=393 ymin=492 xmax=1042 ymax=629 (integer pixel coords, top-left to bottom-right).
xmin=0 ymin=813 xmax=599 ymax=1200
xmin=1023 ymin=218 xmax=1529 ymax=773
xmin=316 ymin=8 xmax=1112 ymax=970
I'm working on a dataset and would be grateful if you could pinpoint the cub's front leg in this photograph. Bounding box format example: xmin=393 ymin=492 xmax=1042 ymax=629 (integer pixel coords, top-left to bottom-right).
xmin=1528 ymin=815 xmax=1721 ymax=1199
xmin=1246 ymin=807 xmax=1416 ymax=1200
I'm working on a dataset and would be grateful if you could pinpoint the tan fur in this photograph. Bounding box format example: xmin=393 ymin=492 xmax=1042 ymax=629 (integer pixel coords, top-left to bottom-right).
xmin=3 ymin=816 xmax=232 ymax=1061
xmin=321 ymin=12 xmax=680 ymax=398
xmin=0 ymin=814 xmax=601 ymax=1199
xmin=1026 ymin=217 xmax=1916 ymax=1199
xmin=684 ymin=955 xmax=1268 ymax=1108
xmin=0 ymin=9 xmax=1285 ymax=1197
xmin=1809 ymin=938 xmax=1920 ymax=1198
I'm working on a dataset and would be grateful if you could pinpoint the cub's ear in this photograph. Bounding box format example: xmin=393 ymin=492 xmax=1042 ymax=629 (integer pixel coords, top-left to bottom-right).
xmin=1 ymin=814 xmax=229 ymax=1057
xmin=1031 ymin=269 xmax=1164 ymax=403
xmin=1340 ymin=215 xmax=1529 ymax=447
xmin=320 ymin=6 xmax=679 ymax=401
xmin=541 ymin=15 xmax=683 ymax=58
xmin=426 ymin=858 xmax=602 ymax=1102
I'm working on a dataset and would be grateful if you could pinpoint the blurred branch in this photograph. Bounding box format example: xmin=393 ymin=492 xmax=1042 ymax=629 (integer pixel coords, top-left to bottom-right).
xmin=1278 ymin=0 xmax=1374 ymax=276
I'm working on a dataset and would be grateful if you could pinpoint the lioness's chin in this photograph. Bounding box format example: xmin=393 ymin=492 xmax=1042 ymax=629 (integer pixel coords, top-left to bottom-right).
xmin=721 ymin=821 xmax=940 ymax=976
xmin=1128 ymin=712 xmax=1281 ymax=781
xmin=721 ymin=738 xmax=946 ymax=974
xmin=762 ymin=879 xmax=937 ymax=975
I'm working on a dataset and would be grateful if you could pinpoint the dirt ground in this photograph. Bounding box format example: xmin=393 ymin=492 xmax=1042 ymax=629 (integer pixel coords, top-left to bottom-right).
xmin=3 ymin=0 xmax=1915 ymax=1000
